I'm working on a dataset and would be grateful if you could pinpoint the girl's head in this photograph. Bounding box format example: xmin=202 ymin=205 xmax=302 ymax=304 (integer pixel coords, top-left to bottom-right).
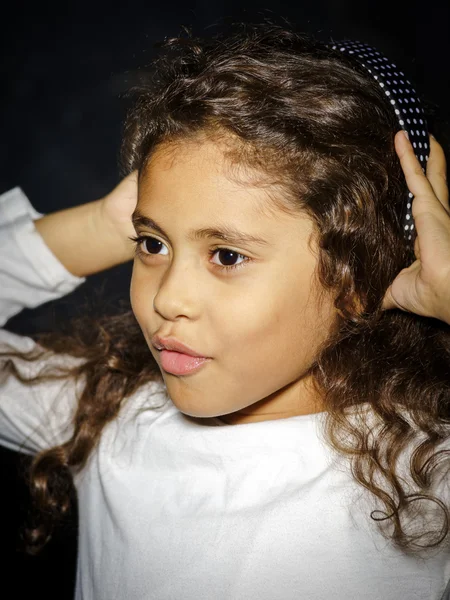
xmin=125 ymin=23 xmax=411 ymax=424
xmin=131 ymin=135 xmax=336 ymax=423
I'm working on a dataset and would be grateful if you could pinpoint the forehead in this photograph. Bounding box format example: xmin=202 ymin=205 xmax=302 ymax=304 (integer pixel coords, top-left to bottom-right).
xmin=138 ymin=137 xmax=294 ymax=223
xmin=136 ymin=137 xmax=317 ymax=254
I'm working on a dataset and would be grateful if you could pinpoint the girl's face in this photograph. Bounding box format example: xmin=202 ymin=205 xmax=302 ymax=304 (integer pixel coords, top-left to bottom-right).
xmin=130 ymin=138 xmax=337 ymax=425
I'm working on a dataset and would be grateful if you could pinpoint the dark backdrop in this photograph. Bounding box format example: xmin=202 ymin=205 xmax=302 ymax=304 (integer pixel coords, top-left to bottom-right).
xmin=1 ymin=2 xmax=449 ymax=598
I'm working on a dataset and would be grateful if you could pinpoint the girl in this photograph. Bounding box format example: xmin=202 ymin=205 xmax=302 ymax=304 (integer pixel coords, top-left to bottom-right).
xmin=1 ymin=21 xmax=450 ymax=599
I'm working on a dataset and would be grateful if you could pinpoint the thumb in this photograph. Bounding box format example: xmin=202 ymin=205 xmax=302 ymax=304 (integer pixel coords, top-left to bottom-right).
xmin=381 ymin=285 xmax=398 ymax=311
xmin=381 ymin=261 xmax=422 ymax=314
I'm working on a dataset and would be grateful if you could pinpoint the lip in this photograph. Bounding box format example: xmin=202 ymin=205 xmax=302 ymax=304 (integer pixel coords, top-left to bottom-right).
xmin=151 ymin=334 xmax=209 ymax=358
xmin=159 ymin=350 xmax=210 ymax=376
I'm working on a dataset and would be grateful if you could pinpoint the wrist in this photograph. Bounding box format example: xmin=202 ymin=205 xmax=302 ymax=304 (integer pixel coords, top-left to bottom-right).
xmin=34 ymin=198 xmax=134 ymax=279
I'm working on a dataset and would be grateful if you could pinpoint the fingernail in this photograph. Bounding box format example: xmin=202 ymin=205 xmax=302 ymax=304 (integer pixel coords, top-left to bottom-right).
xmin=402 ymin=130 xmax=409 ymax=141
xmin=430 ymin=133 xmax=436 ymax=140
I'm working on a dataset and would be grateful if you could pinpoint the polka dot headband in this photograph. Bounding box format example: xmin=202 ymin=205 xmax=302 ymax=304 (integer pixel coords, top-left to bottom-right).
xmin=328 ymin=40 xmax=429 ymax=243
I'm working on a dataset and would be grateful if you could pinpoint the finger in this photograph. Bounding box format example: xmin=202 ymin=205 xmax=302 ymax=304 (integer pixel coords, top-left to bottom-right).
xmin=122 ymin=170 xmax=138 ymax=188
xmin=394 ymin=131 xmax=449 ymax=221
xmin=381 ymin=260 xmax=422 ymax=314
xmin=426 ymin=135 xmax=449 ymax=213
xmin=395 ymin=130 xmax=434 ymax=197
xmin=381 ymin=277 xmax=412 ymax=312
xmin=381 ymin=285 xmax=396 ymax=311
xmin=414 ymin=233 xmax=420 ymax=261
xmin=117 ymin=171 xmax=138 ymax=199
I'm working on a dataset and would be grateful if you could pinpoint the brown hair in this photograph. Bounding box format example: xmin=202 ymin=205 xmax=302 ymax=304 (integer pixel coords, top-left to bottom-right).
xmin=2 ymin=20 xmax=450 ymax=557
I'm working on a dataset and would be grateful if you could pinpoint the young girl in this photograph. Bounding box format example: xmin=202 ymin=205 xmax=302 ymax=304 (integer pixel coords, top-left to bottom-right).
xmin=1 ymin=22 xmax=450 ymax=599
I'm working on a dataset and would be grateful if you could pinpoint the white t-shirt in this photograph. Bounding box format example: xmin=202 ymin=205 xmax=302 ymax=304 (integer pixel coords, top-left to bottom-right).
xmin=1 ymin=187 xmax=450 ymax=600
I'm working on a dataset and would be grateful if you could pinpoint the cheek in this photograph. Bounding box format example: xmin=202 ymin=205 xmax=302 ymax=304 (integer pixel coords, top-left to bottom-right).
xmin=129 ymin=267 xmax=151 ymax=326
xmin=129 ymin=269 xmax=138 ymax=315
xmin=222 ymin=276 xmax=332 ymax=371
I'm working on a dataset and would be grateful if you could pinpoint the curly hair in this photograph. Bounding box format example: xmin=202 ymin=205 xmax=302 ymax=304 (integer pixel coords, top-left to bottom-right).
xmin=2 ymin=19 xmax=450 ymax=557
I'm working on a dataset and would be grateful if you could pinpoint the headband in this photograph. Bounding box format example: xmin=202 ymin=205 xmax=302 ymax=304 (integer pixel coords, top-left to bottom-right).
xmin=327 ymin=40 xmax=429 ymax=243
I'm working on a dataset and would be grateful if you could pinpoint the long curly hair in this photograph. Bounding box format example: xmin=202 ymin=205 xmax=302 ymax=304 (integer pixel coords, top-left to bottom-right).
xmin=2 ymin=19 xmax=450 ymax=557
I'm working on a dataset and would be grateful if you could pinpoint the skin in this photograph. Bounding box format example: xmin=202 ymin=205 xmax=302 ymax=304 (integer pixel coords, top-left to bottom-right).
xmin=382 ymin=133 xmax=450 ymax=324
xmin=129 ymin=138 xmax=338 ymax=425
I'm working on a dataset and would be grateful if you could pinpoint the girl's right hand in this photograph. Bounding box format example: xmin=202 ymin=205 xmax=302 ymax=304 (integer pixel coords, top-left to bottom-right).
xmin=382 ymin=133 xmax=450 ymax=325
xmin=34 ymin=171 xmax=139 ymax=278
xmin=98 ymin=171 xmax=139 ymax=261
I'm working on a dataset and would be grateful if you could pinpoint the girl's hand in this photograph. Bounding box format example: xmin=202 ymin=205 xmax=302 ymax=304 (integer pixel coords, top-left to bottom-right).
xmin=382 ymin=132 xmax=450 ymax=325
xmin=98 ymin=171 xmax=139 ymax=261
xmin=34 ymin=171 xmax=139 ymax=278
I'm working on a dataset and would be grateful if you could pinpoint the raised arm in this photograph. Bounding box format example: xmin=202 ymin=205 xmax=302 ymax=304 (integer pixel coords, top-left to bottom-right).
xmin=33 ymin=172 xmax=138 ymax=278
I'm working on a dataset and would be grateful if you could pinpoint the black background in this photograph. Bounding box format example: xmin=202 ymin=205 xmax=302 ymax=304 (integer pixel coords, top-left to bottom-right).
xmin=1 ymin=2 xmax=449 ymax=597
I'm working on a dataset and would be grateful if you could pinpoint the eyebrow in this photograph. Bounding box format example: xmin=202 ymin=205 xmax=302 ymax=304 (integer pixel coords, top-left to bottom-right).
xmin=131 ymin=209 xmax=271 ymax=247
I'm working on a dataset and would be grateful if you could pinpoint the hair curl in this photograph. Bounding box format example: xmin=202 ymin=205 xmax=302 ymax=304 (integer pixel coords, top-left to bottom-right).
xmin=2 ymin=19 xmax=450 ymax=557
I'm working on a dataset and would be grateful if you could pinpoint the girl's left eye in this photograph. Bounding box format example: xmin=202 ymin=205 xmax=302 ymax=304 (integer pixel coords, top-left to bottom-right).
xmin=128 ymin=235 xmax=252 ymax=273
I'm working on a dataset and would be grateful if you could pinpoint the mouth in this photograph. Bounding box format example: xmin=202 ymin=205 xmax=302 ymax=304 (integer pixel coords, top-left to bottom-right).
xmin=158 ymin=349 xmax=211 ymax=376
xmin=151 ymin=334 xmax=209 ymax=358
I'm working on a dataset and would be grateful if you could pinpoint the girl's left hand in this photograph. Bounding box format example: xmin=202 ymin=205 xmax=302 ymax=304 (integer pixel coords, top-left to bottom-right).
xmin=382 ymin=132 xmax=450 ymax=325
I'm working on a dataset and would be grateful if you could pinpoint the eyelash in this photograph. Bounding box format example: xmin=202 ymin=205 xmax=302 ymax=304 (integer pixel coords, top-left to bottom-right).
xmin=128 ymin=234 xmax=252 ymax=273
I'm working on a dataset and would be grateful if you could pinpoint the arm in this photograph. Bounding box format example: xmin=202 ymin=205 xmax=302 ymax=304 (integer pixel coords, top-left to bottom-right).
xmin=1 ymin=173 xmax=137 ymax=326
xmin=0 ymin=187 xmax=88 ymax=454
xmin=33 ymin=173 xmax=137 ymax=278
xmin=0 ymin=187 xmax=86 ymax=327
xmin=0 ymin=176 xmax=136 ymax=456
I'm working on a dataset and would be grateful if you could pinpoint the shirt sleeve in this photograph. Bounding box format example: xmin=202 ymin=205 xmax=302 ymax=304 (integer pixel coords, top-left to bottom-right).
xmin=0 ymin=187 xmax=86 ymax=326
xmin=0 ymin=187 xmax=87 ymax=455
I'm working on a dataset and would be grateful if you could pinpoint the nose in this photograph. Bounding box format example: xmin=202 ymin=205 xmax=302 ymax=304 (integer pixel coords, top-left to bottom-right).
xmin=152 ymin=257 xmax=202 ymax=320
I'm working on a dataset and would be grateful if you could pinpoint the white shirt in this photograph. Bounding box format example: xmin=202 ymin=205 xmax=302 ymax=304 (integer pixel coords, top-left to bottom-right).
xmin=1 ymin=186 xmax=449 ymax=599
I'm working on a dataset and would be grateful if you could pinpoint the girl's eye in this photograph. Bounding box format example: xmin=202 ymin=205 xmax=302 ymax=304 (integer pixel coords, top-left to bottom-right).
xmin=129 ymin=235 xmax=169 ymax=257
xmin=128 ymin=234 xmax=251 ymax=273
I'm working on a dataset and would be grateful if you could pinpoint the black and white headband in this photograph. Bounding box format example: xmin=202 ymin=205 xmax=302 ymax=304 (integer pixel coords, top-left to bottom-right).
xmin=327 ymin=40 xmax=429 ymax=243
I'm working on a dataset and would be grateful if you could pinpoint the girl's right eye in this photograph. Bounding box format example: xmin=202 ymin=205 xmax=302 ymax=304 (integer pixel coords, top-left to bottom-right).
xmin=129 ymin=235 xmax=169 ymax=258
xmin=128 ymin=234 xmax=252 ymax=274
